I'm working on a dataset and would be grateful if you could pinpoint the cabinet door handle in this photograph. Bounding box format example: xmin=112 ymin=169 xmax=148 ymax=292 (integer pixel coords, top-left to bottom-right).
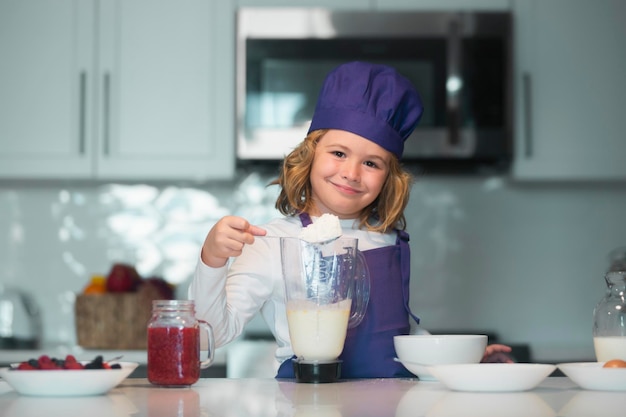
xmin=79 ymin=72 xmax=87 ymax=155
xmin=446 ymin=15 xmax=462 ymax=147
xmin=102 ymin=72 xmax=111 ymax=156
xmin=522 ymin=72 xmax=533 ymax=158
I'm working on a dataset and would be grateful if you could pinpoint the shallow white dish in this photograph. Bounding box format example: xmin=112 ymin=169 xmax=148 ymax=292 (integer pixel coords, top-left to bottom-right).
xmin=0 ymin=362 xmax=138 ymax=397
xmin=428 ymin=363 xmax=556 ymax=392
xmin=557 ymin=362 xmax=626 ymax=391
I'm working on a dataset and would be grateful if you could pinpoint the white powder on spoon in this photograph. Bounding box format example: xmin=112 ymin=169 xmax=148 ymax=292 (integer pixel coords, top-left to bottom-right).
xmin=299 ymin=213 xmax=342 ymax=243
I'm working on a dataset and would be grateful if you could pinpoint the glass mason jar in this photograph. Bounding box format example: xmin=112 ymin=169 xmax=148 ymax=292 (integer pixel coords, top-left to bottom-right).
xmin=592 ymin=271 xmax=626 ymax=361
xmin=147 ymin=300 xmax=215 ymax=387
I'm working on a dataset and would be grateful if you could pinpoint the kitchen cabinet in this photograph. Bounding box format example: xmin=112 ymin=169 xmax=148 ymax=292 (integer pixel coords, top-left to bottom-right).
xmin=512 ymin=0 xmax=626 ymax=181
xmin=0 ymin=0 xmax=234 ymax=181
xmin=0 ymin=1 xmax=93 ymax=178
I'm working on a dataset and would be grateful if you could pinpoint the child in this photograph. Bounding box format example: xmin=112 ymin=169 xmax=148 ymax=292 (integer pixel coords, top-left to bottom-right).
xmin=189 ymin=61 xmax=510 ymax=378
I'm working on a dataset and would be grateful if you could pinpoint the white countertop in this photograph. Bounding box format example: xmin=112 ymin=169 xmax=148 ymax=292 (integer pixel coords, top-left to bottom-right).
xmin=0 ymin=377 xmax=623 ymax=417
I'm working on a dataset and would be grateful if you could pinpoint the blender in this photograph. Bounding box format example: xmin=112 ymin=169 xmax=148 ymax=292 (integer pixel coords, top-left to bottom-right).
xmin=281 ymin=236 xmax=370 ymax=383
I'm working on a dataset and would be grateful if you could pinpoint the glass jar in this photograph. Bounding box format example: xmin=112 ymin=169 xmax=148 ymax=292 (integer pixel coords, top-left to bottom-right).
xmin=147 ymin=300 xmax=214 ymax=387
xmin=592 ymin=271 xmax=626 ymax=361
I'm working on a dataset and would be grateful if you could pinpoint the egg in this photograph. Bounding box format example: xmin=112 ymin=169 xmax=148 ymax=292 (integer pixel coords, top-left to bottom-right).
xmin=602 ymin=359 xmax=626 ymax=368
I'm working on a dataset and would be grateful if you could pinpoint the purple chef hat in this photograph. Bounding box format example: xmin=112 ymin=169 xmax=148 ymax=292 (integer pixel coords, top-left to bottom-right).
xmin=307 ymin=61 xmax=423 ymax=159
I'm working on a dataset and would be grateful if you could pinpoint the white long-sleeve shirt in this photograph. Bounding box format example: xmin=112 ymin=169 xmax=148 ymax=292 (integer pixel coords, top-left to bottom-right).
xmin=188 ymin=215 xmax=396 ymax=364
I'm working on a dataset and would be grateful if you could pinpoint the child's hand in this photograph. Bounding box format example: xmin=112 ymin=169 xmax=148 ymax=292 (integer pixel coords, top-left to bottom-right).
xmin=481 ymin=344 xmax=514 ymax=363
xmin=200 ymin=216 xmax=267 ymax=268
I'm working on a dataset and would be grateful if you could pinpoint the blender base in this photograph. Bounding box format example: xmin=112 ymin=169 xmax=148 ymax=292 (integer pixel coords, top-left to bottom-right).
xmin=292 ymin=359 xmax=342 ymax=383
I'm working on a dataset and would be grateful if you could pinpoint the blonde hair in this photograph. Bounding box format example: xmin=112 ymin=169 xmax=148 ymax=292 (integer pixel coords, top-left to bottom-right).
xmin=271 ymin=130 xmax=414 ymax=233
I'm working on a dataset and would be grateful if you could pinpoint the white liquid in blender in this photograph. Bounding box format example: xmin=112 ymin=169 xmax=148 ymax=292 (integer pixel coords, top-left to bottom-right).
xmin=287 ymin=299 xmax=352 ymax=361
xmin=594 ymin=336 xmax=626 ymax=361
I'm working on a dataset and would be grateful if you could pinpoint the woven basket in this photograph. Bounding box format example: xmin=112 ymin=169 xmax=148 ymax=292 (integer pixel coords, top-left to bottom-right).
xmin=75 ymin=284 xmax=163 ymax=350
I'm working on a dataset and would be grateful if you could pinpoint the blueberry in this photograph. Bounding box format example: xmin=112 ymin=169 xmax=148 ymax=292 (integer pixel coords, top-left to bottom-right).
xmin=85 ymin=355 xmax=105 ymax=369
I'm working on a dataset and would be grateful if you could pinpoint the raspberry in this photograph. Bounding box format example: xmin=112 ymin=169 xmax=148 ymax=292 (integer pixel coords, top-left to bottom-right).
xmin=16 ymin=362 xmax=37 ymax=370
xmin=64 ymin=354 xmax=78 ymax=364
xmin=64 ymin=362 xmax=84 ymax=370
xmin=38 ymin=355 xmax=59 ymax=370
xmin=37 ymin=355 xmax=51 ymax=365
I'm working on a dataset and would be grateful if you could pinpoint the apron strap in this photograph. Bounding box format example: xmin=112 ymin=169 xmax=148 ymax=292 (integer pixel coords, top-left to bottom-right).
xmin=298 ymin=212 xmax=313 ymax=227
xmin=397 ymin=229 xmax=420 ymax=325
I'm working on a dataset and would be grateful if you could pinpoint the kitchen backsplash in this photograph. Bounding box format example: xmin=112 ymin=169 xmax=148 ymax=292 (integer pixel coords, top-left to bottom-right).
xmin=1 ymin=169 xmax=625 ymax=362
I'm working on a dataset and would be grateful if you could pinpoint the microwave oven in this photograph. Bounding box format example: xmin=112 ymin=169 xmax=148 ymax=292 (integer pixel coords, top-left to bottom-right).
xmin=236 ymin=8 xmax=513 ymax=173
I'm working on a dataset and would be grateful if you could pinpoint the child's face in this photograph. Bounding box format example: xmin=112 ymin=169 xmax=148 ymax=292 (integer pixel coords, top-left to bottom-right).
xmin=309 ymin=129 xmax=391 ymax=219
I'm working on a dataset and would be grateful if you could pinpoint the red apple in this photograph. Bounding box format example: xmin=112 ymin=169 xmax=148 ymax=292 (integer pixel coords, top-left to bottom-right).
xmin=140 ymin=277 xmax=175 ymax=300
xmin=106 ymin=263 xmax=141 ymax=292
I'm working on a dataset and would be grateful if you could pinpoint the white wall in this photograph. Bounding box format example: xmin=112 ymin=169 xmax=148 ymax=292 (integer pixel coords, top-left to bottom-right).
xmin=1 ymin=172 xmax=624 ymax=362
xmin=407 ymin=176 xmax=626 ymax=361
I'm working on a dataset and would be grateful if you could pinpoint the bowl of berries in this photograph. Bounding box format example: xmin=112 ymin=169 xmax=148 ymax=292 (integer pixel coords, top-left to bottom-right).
xmin=0 ymin=355 xmax=138 ymax=397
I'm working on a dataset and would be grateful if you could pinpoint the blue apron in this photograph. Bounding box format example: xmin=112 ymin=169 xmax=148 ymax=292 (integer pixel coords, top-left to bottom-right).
xmin=276 ymin=214 xmax=420 ymax=378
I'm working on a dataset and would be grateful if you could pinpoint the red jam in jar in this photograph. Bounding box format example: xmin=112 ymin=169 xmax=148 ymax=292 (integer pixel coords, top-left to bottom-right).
xmin=148 ymin=326 xmax=200 ymax=385
xmin=147 ymin=300 xmax=214 ymax=387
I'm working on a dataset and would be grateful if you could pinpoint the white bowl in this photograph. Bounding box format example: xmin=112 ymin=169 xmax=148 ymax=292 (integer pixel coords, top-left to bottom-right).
xmin=428 ymin=363 xmax=556 ymax=392
xmin=557 ymin=362 xmax=626 ymax=391
xmin=394 ymin=334 xmax=487 ymax=380
xmin=0 ymin=362 xmax=138 ymax=397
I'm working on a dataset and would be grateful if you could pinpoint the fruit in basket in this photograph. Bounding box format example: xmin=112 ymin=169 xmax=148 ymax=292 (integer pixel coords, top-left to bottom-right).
xmin=106 ymin=263 xmax=142 ymax=293
xmin=140 ymin=276 xmax=175 ymax=300
xmin=82 ymin=275 xmax=107 ymax=295
xmin=75 ymin=268 xmax=175 ymax=350
xmin=603 ymin=359 xmax=626 ymax=368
